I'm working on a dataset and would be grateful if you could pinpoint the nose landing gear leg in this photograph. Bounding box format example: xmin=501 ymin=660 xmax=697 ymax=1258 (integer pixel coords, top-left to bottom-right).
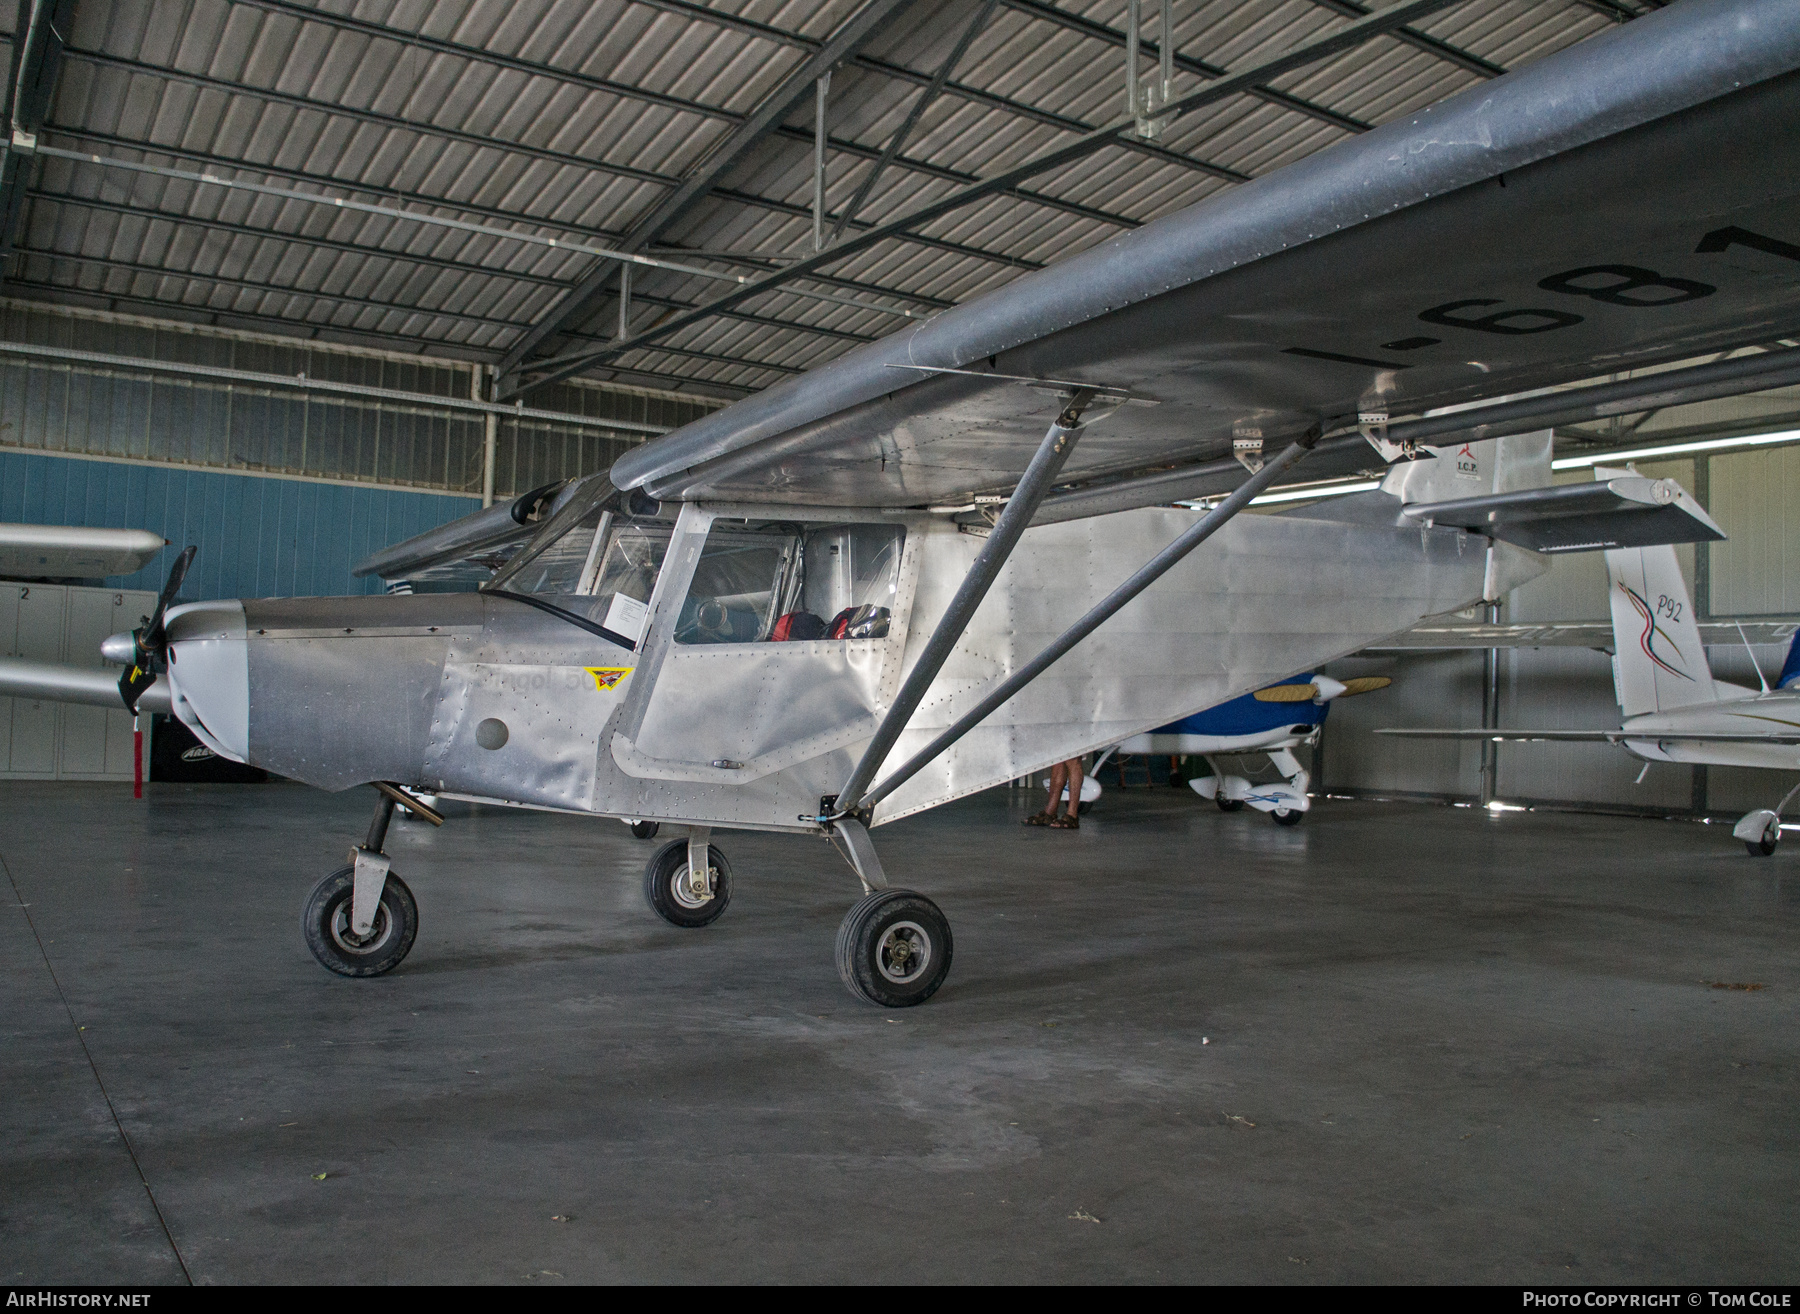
xmin=302 ymin=783 xmax=438 ymax=976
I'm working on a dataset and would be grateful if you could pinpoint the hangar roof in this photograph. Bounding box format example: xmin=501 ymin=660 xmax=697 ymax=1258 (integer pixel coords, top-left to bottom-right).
xmin=1 ymin=0 xmax=1635 ymax=402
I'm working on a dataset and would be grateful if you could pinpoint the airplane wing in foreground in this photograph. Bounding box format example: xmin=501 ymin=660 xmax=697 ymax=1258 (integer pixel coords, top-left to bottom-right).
xmin=0 ymin=523 xmax=167 ymax=579
xmin=607 ymin=0 xmax=1800 ymax=512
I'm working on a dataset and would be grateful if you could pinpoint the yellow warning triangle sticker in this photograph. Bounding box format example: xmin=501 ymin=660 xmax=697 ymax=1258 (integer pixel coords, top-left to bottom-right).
xmin=585 ymin=666 xmax=632 ymax=692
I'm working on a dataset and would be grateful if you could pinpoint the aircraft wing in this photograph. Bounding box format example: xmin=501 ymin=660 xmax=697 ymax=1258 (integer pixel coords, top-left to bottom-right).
xmin=1365 ymin=619 xmax=1800 ymax=653
xmin=607 ymin=0 xmax=1800 ymax=512
xmin=1377 ymin=728 xmax=1800 ymax=745
xmin=0 ymin=523 xmax=167 ymax=579
xmin=351 ymin=481 xmax=575 ymax=583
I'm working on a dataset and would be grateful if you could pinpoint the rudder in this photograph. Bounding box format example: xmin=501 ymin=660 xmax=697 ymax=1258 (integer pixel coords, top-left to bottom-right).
xmin=1604 ymin=544 xmax=1716 ymax=716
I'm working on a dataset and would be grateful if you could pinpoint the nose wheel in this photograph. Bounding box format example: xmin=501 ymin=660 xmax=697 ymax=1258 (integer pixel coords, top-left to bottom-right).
xmin=836 ymin=888 xmax=953 ymax=1008
xmin=644 ymin=838 xmax=733 ymax=927
xmin=302 ymin=865 xmax=418 ymax=976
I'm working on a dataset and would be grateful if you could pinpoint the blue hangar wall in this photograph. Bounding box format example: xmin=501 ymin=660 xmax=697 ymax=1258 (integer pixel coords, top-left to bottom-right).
xmin=0 ymin=450 xmax=478 ymax=599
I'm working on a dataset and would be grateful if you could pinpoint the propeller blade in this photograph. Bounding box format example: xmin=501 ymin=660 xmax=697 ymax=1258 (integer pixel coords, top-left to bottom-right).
xmin=118 ymin=545 xmax=196 ymax=713
xmin=142 ymin=545 xmax=197 ymax=649
xmin=1338 ymin=676 xmax=1393 ymax=697
xmin=1253 ymin=683 xmax=1319 ymax=703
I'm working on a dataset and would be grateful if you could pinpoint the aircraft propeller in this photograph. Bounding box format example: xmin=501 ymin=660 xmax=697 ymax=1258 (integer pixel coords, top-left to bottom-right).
xmin=117 ymin=545 xmax=198 ymax=714
xmin=1253 ymin=675 xmax=1392 ymax=705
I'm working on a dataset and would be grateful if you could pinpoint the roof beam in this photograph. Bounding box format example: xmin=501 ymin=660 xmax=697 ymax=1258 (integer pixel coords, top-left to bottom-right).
xmin=224 ymin=0 xmax=739 ymax=123
xmin=0 ymin=278 xmax=759 ymax=399
xmin=57 ymin=58 xmax=1049 ymax=282
xmin=31 ymin=190 xmax=883 ymax=346
xmin=506 ymin=0 xmax=1470 ymax=398
xmin=998 ymin=0 xmax=1379 ymax=131
xmin=0 ymin=0 xmax=77 ymax=266
xmin=493 ymin=0 xmax=924 ymax=377
xmin=51 ymin=126 xmax=952 ymax=311
xmin=1299 ymin=0 xmax=1505 ymax=77
xmin=12 ymin=246 xmax=808 ymax=380
xmin=830 ymin=0 xmax=999 ymax=245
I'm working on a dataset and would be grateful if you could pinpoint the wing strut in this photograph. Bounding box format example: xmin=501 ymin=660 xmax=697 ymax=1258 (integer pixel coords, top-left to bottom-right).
xmin=838 ymin=426 xmax=1323 ymax=822
xmin=829 ymin=389 xmax=1099 ymax=829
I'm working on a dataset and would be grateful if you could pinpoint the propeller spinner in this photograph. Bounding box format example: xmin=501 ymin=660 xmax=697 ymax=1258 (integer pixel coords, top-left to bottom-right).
xmin=117 ymin=546 xmax=197 ymax=714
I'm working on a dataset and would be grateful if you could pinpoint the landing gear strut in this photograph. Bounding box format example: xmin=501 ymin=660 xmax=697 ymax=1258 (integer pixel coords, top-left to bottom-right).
xmin=303 ymin=783 xmax=439 ymax=976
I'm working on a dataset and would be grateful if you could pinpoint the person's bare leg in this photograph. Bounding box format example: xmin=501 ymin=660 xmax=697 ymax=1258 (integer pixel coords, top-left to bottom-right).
xmin=1047 ymin=761 xmax=1069 ymax=814
xmin=1064 ymin=758 xmax=1084 ymax=817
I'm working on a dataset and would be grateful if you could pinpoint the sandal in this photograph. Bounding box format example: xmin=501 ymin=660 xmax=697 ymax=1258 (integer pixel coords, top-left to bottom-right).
xmin=1024 ymin=810 xmax=1056 ymax=826
xmin=1047 ymin=813 xmax=1080 ymax=830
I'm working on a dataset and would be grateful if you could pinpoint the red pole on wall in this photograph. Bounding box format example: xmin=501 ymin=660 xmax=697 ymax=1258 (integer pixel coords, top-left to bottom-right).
xmin=133 ymin=714 xmax=143 ymax=800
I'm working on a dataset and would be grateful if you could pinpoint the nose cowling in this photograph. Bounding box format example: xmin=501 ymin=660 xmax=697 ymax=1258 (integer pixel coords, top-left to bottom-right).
xmin=163 ymin=600 xmax=250 ymax=762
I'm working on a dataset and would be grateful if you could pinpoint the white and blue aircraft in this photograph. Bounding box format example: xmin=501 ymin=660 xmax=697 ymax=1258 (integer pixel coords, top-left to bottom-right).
xmin=1098 ymin=673 xmax=1389 ymax=824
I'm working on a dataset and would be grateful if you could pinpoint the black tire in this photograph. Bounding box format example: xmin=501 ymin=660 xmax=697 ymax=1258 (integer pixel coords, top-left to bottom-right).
xmin=836 ymin=889 xmax=953 ymax=1008
xmin=630 ymin=819 xmax=661 ymax=840
xmin=643 ymin=839 xmax=732 ymax=928
xmin=1747 ymin=834 xmax=1778 ymax=857
xmin=1077 ymin=799 xmax=1093 ymax=816
xmin=1272 ymin=807 xmax=1304 ymax=827
xmin=302 ymin=865 xmax=418 ymax=977
xmin=1216 ymin=797 xmax=1245 ymax=813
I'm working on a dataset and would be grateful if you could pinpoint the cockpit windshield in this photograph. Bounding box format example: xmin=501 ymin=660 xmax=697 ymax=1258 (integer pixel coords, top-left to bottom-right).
xmin=485 ymin=477 xmax=671 ymax=646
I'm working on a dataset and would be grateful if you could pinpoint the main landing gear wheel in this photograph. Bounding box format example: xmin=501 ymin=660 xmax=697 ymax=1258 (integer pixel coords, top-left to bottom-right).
xmin=1216 ymin=797 xmax=1245 ymax=813
xmin=836 ymin=889 xmax=953 ymax=1008
xmin=302 ymin=865 xmax=418 ymax=977
xmin=644 ymin=839 xmax=732 ymax=928
xmin=1272 ymin=807 xmax=1303 ymax=827
xmin=630 ymin=819 xmax=661 ymax=840
xmin=1747 ymin=826 xmax=1779 ymax=857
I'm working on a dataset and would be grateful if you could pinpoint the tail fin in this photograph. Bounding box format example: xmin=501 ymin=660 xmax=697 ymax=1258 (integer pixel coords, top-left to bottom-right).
xmin=1604 ymin=544 xmax=1717 ymax=716
xmin=1779 ymin=630 xmax=1800 ymax=691
xmin=1382 ymin=429 xmax=1555 ymax=503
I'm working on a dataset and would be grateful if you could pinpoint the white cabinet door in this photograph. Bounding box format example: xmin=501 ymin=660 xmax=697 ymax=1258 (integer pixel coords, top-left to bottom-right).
xmin=9 ymin=585 xmax=64 ymax=776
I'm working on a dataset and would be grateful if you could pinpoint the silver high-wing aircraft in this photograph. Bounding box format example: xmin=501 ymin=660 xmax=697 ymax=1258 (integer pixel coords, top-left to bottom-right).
xmin=1382 ymin=529 xmax=1800 ymax=857
xmin=5 ymin=0 xmax=1797 ymax=1005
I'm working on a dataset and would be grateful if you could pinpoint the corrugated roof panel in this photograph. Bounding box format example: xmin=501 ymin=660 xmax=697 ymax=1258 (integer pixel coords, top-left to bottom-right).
xmin=14 ymin=0 xmax=1621 ymax=395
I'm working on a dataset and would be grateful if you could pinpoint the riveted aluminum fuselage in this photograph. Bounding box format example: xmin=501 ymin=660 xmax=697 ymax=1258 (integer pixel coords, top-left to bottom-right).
xmin=177 ymin=497 xmax=1500 ymax=833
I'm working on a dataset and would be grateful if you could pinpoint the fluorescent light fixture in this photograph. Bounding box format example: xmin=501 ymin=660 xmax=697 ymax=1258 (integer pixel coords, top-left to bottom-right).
xmin=1553 ymin=427 xmax=1800 ymax=470
xmin=1181 ymin=479 xmax=1381 ymax=510
xmin=1251 ymin=479 xmax=1381 ymax=505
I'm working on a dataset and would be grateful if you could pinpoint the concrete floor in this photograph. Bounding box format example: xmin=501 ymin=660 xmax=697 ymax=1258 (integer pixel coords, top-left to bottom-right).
xmin=3 ymin=781 xmax=1796 ymax=1284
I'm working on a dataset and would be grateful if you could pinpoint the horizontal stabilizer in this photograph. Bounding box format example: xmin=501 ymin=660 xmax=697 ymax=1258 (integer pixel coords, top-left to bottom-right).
xmin=1377 ymin=727 xmax=1800 ymax=745
xmin=1366 ymin=618 xmax=1799 ymax=651
xmin=0 ymin=657 xmax=170 ymax=714
xmin=1401 ymin=477 xmax=1722 ymax=553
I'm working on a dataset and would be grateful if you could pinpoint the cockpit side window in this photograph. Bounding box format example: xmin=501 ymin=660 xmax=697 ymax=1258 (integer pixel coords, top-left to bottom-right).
xmin=675 ymin=524 xmax=799 ymax=645
xmin=675 ymin=519 xmax=904 ymax=646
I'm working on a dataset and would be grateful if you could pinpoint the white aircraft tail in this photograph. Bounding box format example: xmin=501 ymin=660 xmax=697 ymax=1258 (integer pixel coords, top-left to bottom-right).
xmin=1604 ymin=544 xmax=1718 ymax=717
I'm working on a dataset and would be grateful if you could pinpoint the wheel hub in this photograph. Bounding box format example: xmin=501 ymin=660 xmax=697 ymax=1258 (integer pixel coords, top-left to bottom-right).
xmin=876 ymin=921 xmax=932 ymax=984
xmin=329 ymin=901 xmax=392 ymax=954
xmin=671 ymin=865 xmax=716 ymax=909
